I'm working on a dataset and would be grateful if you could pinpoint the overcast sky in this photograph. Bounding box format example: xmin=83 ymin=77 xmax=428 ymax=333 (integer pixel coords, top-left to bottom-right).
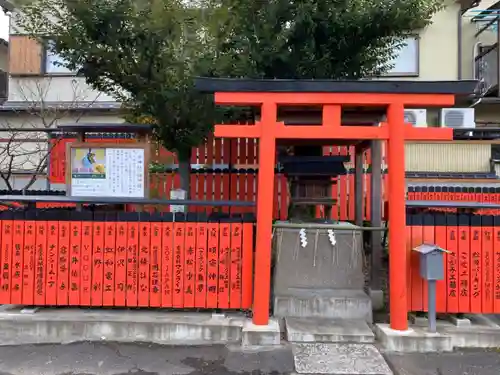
xmin=0 ymin=12 xmax=8 ymax=40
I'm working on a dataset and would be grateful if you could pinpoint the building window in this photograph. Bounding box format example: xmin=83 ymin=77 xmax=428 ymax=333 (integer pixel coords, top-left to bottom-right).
xmin=385 ymin=36 xmax=419 ymax=76
xmin=44 ymin=42 xmax=75 ymax=74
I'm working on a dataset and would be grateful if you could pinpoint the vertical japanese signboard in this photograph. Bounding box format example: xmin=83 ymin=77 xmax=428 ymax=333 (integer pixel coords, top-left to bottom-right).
xmin=81 ymin=213 xmax=93 ymax=305
xmin=115 ymin=215 xmax=128 ymax=306
xmin=11 ymin=212 xmax=24 ymax=304
xmin=138 ymin=215 xmax=151 ymax=307
xmin=92 ymin=213 xmax=105 ymax=306
xmin=184 ymin=214 xmax=197 ymax=307
xmin=162 ymin=213 xmax=174 ymax=307
xmin=103 ymin=213 xmax=116 ymax=306
xmin=0 ymin=212 xmax=13 ymax=302
xmin=46 ymin=213 xmax=59 ymax=305
xmin=173 ymin=213 xmax=185 ymax=308
xmin=23 ymin=212 xmax=36 ymax=305
xmin=150 ymin=214 xmax=163 ymax=307
xmin=126 ymin=214 xmax=140 ymax=307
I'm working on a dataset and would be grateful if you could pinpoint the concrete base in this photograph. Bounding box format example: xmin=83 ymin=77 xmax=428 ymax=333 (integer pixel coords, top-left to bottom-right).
xmin=368 ymin=288 xmax=384 ymax=311
xmin=447 ymin=314 xmax=500 ymax=349
xmin=374 ymin=324 xmax=452 ymax=353
xmin=285 ymin=317 xmax=374 ymax=343
xmin=447 ymin=315 xmax=471 ymax=327
xmin=242 ymin=318 xmax=281 ymax=347
xmin=375 ymin=314 xmax=500 ymax=352
xmin=274 ymin=289 xmax=373 ymax=323
xmin=0 ymin=306 xmax=269 ymax=346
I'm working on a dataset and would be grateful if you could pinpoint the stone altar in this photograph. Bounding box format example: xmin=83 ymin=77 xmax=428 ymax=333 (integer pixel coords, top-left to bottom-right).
xmin=272 ymin=222 xmax=372 ymax=322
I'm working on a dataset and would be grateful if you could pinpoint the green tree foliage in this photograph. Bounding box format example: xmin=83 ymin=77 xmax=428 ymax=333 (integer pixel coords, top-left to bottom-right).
xmin=204 ymin=0 xmax=445 ymax=219
xmin=15 ymin=0 xmax=220 ymax=192
xmin=15 ymin=0 xmax=445 ymax=198
xmin=209 ymin=0 xmax=444 ymax=79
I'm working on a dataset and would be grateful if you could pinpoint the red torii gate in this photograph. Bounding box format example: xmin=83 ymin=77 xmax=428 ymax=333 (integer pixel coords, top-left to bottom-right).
xmin=196 ymin=78 xmax=477 ymax=331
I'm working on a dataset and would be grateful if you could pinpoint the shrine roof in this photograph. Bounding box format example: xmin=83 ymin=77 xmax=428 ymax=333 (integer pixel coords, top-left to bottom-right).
xmin=57 ymin=123 xmax=154 ymax=134
xmin=195 ymin=78 xmax=478 ymax=96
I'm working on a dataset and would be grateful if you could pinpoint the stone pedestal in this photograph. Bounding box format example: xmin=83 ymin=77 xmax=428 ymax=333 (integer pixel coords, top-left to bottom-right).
xmin=272 ymin=222 xmax=372 ymax=322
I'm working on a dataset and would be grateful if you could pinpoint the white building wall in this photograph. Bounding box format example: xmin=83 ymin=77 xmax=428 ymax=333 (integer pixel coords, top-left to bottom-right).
xmin=8 ymin=76 xmax=116 ymax=103
xmin=0 ymin=112 xmax=124 ymax=188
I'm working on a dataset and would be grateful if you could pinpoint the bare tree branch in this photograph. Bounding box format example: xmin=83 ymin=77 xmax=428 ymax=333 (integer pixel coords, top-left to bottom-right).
xmin=0 ymin=77 xmax=102 ymax=192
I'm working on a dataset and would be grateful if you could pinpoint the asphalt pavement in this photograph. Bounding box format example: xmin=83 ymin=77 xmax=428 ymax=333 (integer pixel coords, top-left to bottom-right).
xmin=384 ymin=349 xmax=500 ymax=375
xmin=0 ymin=342 xmax=294 ymax=375
xmin=0 ymin=342 xmax=498 ymax=375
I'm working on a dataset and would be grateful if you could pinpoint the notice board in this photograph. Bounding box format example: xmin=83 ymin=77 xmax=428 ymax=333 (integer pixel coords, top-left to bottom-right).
xmin=66 ymin=142 xmax=150 ymax=198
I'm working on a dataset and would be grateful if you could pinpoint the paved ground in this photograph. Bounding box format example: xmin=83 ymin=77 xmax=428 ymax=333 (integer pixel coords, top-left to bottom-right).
xmin=0 ymin=342 xmax=295 ymax=375
xmin=0 ymin=342 xmax=499 ymax=375
xmin=385 ymin=349 xmax=500 ymax=375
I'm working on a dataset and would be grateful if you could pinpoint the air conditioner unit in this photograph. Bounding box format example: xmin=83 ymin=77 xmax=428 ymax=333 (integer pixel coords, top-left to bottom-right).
xmin=404 ymin=109 xmax=427 ymax=127
xmin=440 ymin=108 xmax=476 ymax=129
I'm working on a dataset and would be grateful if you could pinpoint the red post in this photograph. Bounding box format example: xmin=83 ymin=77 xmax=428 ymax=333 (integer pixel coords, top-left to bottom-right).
xmin=387 ymin=102 xmax=409 ymax=331
xmin=253 ymin=102 xmax=277 ymax=325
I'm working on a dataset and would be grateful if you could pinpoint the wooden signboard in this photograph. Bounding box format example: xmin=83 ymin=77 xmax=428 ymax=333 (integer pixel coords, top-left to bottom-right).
xmin=66 ymin=143 xmax=150 ymax=198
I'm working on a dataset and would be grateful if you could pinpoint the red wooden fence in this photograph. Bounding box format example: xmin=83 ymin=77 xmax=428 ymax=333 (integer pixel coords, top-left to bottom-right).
xmin=0 ymin=210 xmax=254 ymax=309
xmin=49 ymin=136 xmax=388 ymax=220
xmin=145 ymin=171 xmax=388 ymax=221
xmin=44 ymin=136 xmax=500 ymax=220
xmin=407 ymin=212 xmax=500 ymax=314
xmin=49 ymin=136 xmax=137 ymax=183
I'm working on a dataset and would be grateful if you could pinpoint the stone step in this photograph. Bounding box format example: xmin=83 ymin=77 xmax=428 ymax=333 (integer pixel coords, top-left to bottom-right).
xmin=0 ymin=306 xmax=249 ymax=346
xmin=274 ymin=289 xmax=373 ymax=322
xmin=292 ymin=343 xmax=392 ymax=375
xmin=285 ymin=317 xmax=375 ymax=343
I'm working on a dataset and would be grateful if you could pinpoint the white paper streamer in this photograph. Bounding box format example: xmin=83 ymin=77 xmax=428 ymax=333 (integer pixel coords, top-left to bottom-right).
xmin=299 ymin=228 xmax=308 ymax=248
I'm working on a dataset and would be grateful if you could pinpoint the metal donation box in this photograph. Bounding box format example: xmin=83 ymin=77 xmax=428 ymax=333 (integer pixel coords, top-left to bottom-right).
xmin=413 ymin=243 xmax=448 ymax=281
xmin=412 ymin=243 xmax=450 ymax=333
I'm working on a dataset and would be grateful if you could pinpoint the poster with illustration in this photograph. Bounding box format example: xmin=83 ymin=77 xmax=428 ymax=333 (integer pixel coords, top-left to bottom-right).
xmin=71 ymin=148 xmax=106 ymax=178
xmin=68 ymin=145 xmax=147 ymax=198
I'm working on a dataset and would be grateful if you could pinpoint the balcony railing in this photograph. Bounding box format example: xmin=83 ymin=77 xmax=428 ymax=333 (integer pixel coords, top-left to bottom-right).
xmin=475 ymin=44 xmax=498 ymax=96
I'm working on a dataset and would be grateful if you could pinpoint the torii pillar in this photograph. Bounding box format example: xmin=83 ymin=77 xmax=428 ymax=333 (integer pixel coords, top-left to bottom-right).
xmin=196 ymin=79 xmax=475 ymax=331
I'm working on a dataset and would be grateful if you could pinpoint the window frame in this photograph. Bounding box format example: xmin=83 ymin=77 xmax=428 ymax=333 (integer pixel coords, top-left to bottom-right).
xmin=41 ymin=39 xmax=77 ymax=76
xmin=383 ymin=35 xmax=420 ymax=77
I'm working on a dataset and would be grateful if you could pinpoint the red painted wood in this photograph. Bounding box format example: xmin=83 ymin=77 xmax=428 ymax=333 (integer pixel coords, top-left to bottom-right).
xmin=138 ymin=222 xmax=151 ymax=307
xmin=149 ymin=222 xmax=162 ymax=307
xmin=206 ymin=222 xmax=219 ymax=308
xmin=218 ymin=223 xmax=231 ymax=308
xmin=81 ymin=221 xmax=93 ymax=306
xmin=114 ymin=222 xmax=127 ymax=306
xmin=184 ymin=222 xmax=196 ymax=307
xmin=481 ymin=217 xmax=494 ymax=313
xmin=229 ymin=222 xmax=243 ymax=308
xmin=11 ymin=219 xmax=24 ymax=304
xmin=195 ymin=222 xmax=208 ymax=308
xmin=172 ymin=221 xmax=185 ymax=308
xmin=103 ymin=221 xmax=116 ymax=306
xmin=22 ymin=219 xmax=36 ymax=305
xmin=56 ymin=221 xmax=70 ymax=305
xmin=92 ymin=221 xmax=105 ymax=306
xmin=161 ymin=221 xmax=173 ymax=307
xmin=0 ymin=217 xmax=13 ymax=303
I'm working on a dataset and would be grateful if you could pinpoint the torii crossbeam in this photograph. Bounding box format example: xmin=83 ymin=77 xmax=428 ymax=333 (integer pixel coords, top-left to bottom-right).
xmin=195 ymin=78 xmax=478 ymax=332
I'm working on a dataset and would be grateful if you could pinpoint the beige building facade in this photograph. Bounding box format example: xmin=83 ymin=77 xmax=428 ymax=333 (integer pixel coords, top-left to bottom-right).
xmin=0 ymin=37 xmax=7 ymax=102
xmin=0 ymin=0 xmax=498 ymax=181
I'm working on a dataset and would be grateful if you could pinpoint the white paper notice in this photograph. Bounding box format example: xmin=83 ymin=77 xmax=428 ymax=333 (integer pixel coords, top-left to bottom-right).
xmin=70 ymin=147 xmax=146 ymax=198
xmin=170 ymin=189 xmax=187 ymax=213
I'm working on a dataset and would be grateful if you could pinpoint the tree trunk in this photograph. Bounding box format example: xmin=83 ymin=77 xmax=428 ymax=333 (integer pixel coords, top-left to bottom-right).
xmin=177 ymin=147 xmax=192 ymax=199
